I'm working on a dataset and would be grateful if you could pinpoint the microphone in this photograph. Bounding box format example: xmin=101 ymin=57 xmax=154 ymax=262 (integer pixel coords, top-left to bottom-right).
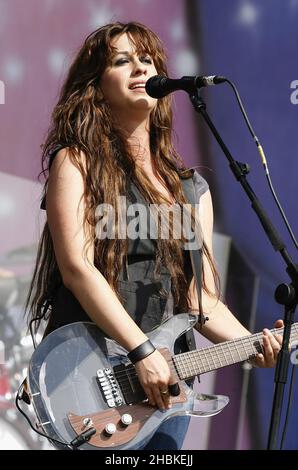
xmin=145 ymin=75 xmax=226 ymax=98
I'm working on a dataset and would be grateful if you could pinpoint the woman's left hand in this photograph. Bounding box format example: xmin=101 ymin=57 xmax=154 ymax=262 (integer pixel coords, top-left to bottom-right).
xmin=251 ymin=319 xmax=284 ymax=368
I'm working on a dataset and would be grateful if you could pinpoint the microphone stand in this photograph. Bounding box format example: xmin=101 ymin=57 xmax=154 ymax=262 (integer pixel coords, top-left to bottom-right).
xmin=188 ymin=88 xmax=298 ymax=450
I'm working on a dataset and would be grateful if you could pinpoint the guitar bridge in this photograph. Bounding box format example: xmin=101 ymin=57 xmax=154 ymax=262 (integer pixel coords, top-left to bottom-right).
xmin=96 ymin=367 xmax=123 ymax=408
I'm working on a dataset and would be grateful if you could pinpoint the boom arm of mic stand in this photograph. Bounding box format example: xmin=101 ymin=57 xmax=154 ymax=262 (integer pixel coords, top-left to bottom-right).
xmin=188 ymin=89 xmax=298 ymax=450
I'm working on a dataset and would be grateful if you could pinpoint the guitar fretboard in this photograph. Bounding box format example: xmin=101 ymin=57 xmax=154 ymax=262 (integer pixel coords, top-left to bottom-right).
xmin=173 ymin=323 xmax=298 ymax=380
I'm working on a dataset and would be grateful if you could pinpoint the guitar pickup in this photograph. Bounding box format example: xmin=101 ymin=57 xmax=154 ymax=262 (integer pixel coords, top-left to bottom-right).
xmin=113 ymin=363 xmax=147 ymax=405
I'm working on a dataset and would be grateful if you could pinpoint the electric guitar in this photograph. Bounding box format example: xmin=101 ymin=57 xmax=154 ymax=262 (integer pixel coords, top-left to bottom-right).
xmin=27 ymin=314 xmax=298 ymax=450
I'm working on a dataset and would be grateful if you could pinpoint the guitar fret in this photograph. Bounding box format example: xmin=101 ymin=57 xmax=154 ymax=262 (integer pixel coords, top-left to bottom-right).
xmin=234 ymin=339 xmax=243 ymax=362
xmin=181 ymin=353 xmax=190 ymax=378
xmin=245 ymin=337 xmax=254 ymax=357
xmin=219 ymin=342 xmax=229 ymax=366
xmin=220 ymin=342 xmax=231 ymax=365
xmin=247 ymin=334 xmax=255 ymax=358
xmin=175 ymin=355 xmax=186 ymax=379
xmin=189 ymin=355 xmax=195 ymax=376
xmin=255 ymin=334 xmax=263 ymax=354
xmin=192 ymin=351 xmax=200 ymax=377
xmin=209 ymin=346 xmax=218 ymax=370
xmin=183 ymin=352 xmax=191 ymax=378
xmin=182 ymin=355 xmax=189 ymax=378
xmin=189 ymin=350 xmax=201 ymax=376
xmin=202 ymin=346 xmax=213 ymax=373
xmin=174 ymin=322 xmax=298 ymax=381
xmin=188 ymin=352 xmax=195 ymax=377
xmin=227 ymin=341 xmax=235 ymax=364
xmin=196 ymin=354 xmax=202 ymax=375
xmin=189 ymin=352 xmax=196 ymax=377
xmin=193 ymin=352 xmax=200 ymax=376
xmin=239 ymin=338 xmax=250 ymax=361
xmin=213 ymin=343 xmax=223 ymax=368
xmin=194 ymin=349 xmax=204 ymax=375
xmin=177 ymin=354 xmax=185 ymax=378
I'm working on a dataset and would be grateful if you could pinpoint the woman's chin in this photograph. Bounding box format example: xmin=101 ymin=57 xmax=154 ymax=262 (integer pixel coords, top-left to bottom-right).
xmin=131 ymin=98 xmax=156 ymax=111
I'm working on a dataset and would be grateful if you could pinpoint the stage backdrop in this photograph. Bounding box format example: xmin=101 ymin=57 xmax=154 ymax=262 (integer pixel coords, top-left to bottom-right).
xmin=195 ymin=0 xmax=298 ymax=449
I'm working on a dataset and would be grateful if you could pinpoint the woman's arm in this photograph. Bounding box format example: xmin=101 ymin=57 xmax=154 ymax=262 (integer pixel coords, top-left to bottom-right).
xmin=188 ymin=190 xmax=283 ymax=367
xmin=47 ymin=148 xmax=148 ymax=351
xmin=46 ymin=148 xmax=173 ymax=408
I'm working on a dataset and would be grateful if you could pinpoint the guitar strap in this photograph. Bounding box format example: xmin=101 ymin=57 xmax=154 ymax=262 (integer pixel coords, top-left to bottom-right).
xmin=180 ymin=175 xmax=206 ymax=330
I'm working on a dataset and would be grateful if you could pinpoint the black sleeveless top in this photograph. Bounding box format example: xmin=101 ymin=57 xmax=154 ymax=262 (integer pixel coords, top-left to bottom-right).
xmin=42 ymin=145 xmax=209 ymax=355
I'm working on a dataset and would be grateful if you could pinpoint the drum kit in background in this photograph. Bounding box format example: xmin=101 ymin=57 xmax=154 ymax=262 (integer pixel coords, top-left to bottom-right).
xmin=0 ymin=245 xmax=51 ymax=450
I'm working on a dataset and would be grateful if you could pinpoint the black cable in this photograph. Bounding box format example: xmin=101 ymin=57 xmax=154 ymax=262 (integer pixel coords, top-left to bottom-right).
xmin=29 ymin=300 xmax=52 ymax=349
xmin=29 ymin=318 xmax=38 ymax=349
xmin=15 ymin=384 xmax=71 ymax=449
xmin=280 ymin=349 xmax=298 ymax=449
xmin=265 ymin=171 xmax=298 ymax=250
xmin=223 ymin=78 xmax=298 ymax=250
xmin=223 ymin=78 xmax=257 ymax=139
xmin=15 ymin=383 xmax=96 ymax=449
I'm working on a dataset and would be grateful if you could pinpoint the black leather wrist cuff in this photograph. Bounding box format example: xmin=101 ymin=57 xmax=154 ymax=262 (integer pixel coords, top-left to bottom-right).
xmin=127 ymin=339 xmax=156 ymax=364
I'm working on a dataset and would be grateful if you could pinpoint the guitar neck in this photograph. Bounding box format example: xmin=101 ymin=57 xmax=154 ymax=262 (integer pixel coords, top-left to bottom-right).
xmin=173 ymin=323 xmax=298 ymax=380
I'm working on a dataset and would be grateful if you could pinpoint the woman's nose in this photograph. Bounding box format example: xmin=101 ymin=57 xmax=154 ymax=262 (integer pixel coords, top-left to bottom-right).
xmin=132 ymin=60 xmax=147 ymax=76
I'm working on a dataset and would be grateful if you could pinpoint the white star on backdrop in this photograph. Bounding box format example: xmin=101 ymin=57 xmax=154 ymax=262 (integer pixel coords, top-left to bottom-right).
xmin=44 ymin=0 xmax=60 ymax=13
xmin=236 ymin=1 xmax=259 ymax=26
xmin=87 ymin=0 xmax=123 ymax=30
xmin=173 ymin=48 xmax=199 ymax=77
xmin=0 ymin=192 xmax=15 ymax=218
xmin=47 ymin=48 xmax=69 ymax=76
xmin=3 ymin=58 xmax=24 ymax=84
xmin=169 ymin=18 xmax=185 ymax=43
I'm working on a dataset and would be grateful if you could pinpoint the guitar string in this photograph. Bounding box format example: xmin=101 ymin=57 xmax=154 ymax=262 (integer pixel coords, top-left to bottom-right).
xmin=111 ymin=326 xmax=298 ymax=396
xmin=111 ymin=363 xmax=182 ymax=397
xmin=114 ymin=339 xmax=257 ymax=395
xmin=113 ymin=363 xmax=179 ymax=393
xmin=109 ymin=325 xmax=295 ymax=382
xmin=111 ymin=344 xmax=264 ymax=387
xmin=106 ymin=324 xmax=297 ymax=388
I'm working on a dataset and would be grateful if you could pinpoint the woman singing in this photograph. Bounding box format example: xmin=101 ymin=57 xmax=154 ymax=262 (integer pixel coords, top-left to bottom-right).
xmin=25 ymin=21 xmax=283 ymax=450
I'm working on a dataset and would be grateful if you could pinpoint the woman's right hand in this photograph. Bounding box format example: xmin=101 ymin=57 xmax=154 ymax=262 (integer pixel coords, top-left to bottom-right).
xmin=134 ymin=349 xmax=175 ymax=410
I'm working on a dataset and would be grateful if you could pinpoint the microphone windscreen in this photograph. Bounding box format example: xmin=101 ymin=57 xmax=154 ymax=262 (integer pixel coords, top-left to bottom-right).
xmin=145 ymin=75 xmax=168 ymax=98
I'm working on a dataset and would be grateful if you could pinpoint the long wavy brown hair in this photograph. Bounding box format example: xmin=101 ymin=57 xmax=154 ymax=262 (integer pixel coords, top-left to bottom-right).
xmin=25 ymin=21 xmax=219 ymax=332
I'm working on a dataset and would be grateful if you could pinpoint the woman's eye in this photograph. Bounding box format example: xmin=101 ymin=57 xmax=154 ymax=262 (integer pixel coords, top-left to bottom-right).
xmin=115 ymin=58 xmax=129 ymax=65
xmin=141 ymin=57 xmax=152 ymax=64
xmin=114 ymin=56 xmax=152 ymax=66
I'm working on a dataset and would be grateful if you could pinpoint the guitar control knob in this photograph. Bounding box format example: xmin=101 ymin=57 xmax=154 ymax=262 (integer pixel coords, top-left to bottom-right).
xmin=104 ymin=423 xmax=116 ymax=436
xmin=83 ymin=417 xmax=93 ymax=428
xmin=120 ymin=413 xmax=132 ymax=426
xmin=115 ymin=396 xmax=123 ymax=405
